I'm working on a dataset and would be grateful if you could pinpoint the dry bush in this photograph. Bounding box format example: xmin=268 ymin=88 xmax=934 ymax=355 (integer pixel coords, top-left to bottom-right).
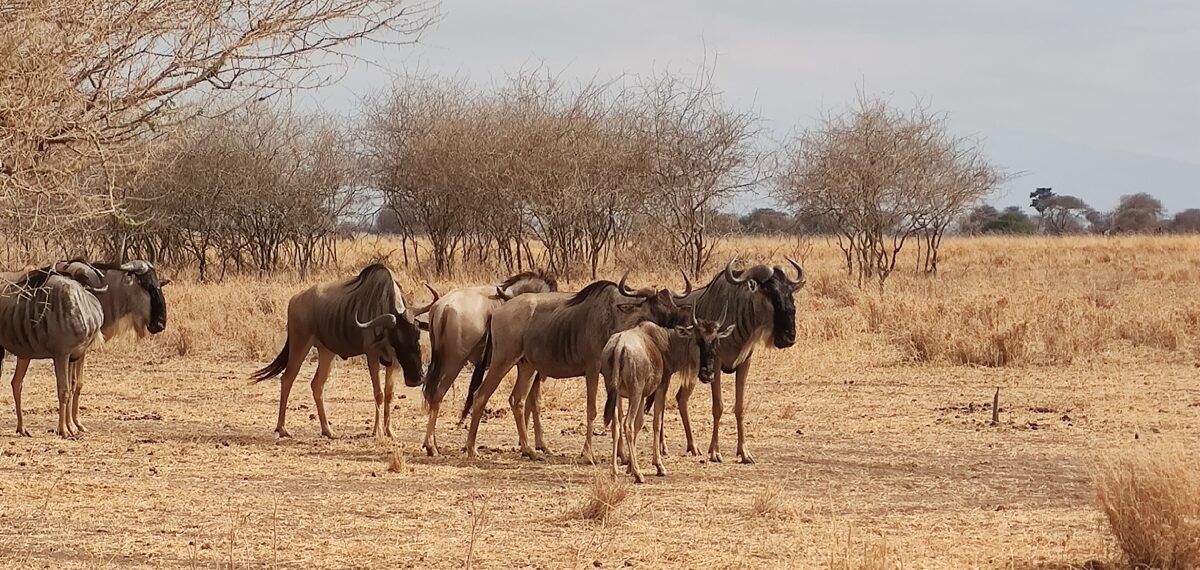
xmin=1094 ymin=445 xmax=1200 ymax=570
xmin=566 ymin=474 xmax=630 ymax=523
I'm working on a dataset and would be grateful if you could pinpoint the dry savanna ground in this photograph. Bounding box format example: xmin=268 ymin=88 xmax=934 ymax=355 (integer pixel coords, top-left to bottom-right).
xmin=1 ymin=235 xmax=1198 ymax=569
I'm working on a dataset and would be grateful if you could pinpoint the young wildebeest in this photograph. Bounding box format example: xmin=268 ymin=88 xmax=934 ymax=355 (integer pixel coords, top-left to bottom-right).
xmin=251 ymin=264 xmax=430 ymax=438
xmin=418 ymin=270 xmax=557 ymax=456
xmin=5 ymin=260 xmax=169 ymax=435
xmin=603 ymin=308 xmax=733 ymax=483
xmin=669 ymin=257 xmax=805 ymax=463
xmin=0 ymin=262 xmax=107 ymax=437
xmin=463 ymin=274 xmax=692 ymax=461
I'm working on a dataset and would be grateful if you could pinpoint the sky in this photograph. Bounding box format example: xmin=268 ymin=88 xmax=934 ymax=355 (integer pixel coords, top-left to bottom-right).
xmin=305 ymin=0 xmax=1200 ymax=214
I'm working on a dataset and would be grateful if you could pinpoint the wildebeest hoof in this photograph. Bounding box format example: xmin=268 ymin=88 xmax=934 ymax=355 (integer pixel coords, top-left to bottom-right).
xmin=655 ymin=465 xmax=667 ymax=477
xmin=708 ymin=451 xmax=723 ymax=463
xmin=73 ymin=423 xmax=88 ymax=433
xmin=581 ymin=452 xmax=597 ymax=465
xmin=738 ymin=451 xmax=756 ymax=465
xmin=15 ymin=427 xmax=31 ymax=437
xmin=520 ymin=448 xmax=541 ymax=461
xmin=424 ymin=445 xmax=438 ymax=457
xmin=321 ymin=430 xmax=337 ymax=439
xmin=633 ymin=472 xmax=646 ymax=484
xmin=686 ymin=446 xmax=700 ymax=456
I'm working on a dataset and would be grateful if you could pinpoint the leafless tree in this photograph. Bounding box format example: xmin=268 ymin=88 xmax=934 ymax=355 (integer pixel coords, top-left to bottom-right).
xmin=0 ymin=0 xmax=438 ymax=240
xmin=777 ymin=95 xmax=1002 ymax=287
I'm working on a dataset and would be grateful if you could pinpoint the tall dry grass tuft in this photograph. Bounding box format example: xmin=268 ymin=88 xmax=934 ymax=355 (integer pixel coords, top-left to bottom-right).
xmin=748 ymin=484 xmax=793 ymax=519
xmin=386 ymin=449 xmax=407 ymax=473
xmin=566 ymin=474 xmax=630 ymax=523
xmin=826 ymin=527 xmax=902 ymax=570
xmin=1094 ymin=445 xmax=1200 ymax=570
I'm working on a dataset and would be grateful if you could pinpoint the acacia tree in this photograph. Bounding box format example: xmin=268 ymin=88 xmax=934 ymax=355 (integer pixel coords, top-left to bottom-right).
xmin=1112 ymin=193 xmax=1164 ymax=233
xmin=636 ymin=67 xmax=763 ymax=279
xmin=777 ymin=96 xmax=1002 ymax=287
xmin=0 ymin=0 xmax=438 ymax=242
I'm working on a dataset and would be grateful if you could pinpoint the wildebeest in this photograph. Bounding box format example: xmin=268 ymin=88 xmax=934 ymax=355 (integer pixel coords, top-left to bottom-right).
xmin=251 ymin=264 xmax=429 ymax=438
xmin=463 ymin=274 xmax=691 ymax=461
xmin=0 ymin=262 xmax=107 ymax=437
xmin=419 ymin=270 xmax=557 ymax=456
xmin=669 ymin=257 xmax=805 ymax=464
xmin=602 ymin=308 xmax=733 ymax=483
xmin=5 ymin=260 xmax=169 ymax=435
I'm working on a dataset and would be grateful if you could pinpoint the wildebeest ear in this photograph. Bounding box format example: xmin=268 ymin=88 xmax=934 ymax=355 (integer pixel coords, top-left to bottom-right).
xmin=616 ymin=302 xmax=642 ymax=314
xmin=745 ymin=281 xmax=758 ymax=292
xmin=674 ymin=325 xmax=693 ymax=337
xmin=159 ymin=279 xmax=172 ymax=287
xmin=718 ymin=324 xmax=736 ymax=339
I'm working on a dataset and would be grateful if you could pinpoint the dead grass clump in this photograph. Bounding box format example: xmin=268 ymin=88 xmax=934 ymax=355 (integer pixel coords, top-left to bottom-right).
xmin=566 ymin=474 xmax=630 ymax=523
xmin=826 ymin=527 xmax=901 ymax=570
xmin=1094 ymin=445 xmax=1200 ymax=570
xmin=811 ymin=274 xmax=859 ymax=307
xmin=748 ymin=484 xmax=793 ymax=519
xmin=386 ymin=449 xmax=406 ymax=473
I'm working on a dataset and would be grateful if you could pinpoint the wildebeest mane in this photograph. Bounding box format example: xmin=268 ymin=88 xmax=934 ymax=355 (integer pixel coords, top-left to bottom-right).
xmin=564 ymin=280 xmax=617 ymax=307
xmin=499 ymin=269 xmax=558 ymax=292
xmin=346 ymin=263 xmax=398 ymax=308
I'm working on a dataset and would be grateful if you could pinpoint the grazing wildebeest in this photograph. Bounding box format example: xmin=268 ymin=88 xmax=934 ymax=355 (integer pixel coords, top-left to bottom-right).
xmin=602 ymin=307 xmax=733 ymax=483
xmin=6 ymin=260 xmax=169 ymax=435
xmin=669 ymin=257 xmax=805 ymax=464
xmin=419 ymin=270 xmax=557 ymax=456
xmin=462 ymin=274 xmax=691 ymax=461
xmin=0 ymin=262 xmax=106 ymax=437
xmin=251 ymin=264 xmax=429 ymax=438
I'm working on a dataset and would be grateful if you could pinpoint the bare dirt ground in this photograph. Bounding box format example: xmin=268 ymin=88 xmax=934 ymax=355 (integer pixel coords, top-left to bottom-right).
xmin=1 ymin=236 xmax=1198 ymax=568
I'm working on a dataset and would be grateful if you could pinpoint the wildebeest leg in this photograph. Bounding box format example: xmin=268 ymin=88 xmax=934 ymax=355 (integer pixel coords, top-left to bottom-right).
xmin=11 ymin=357 xmax=31 ymax=437
xmin=69 ymin=353 xmax=87 ymax=433
xmin=368 ymin=358 xmax=385 ymax=438
xmin=275 ymin=339 xmax=314 ymax=438
xmin=53 ymin=356 xmax=74 ymax=438
xmin=509 ymin=363 xmax=538 ymax=459
xmin=424 ymin=353 xmax=471 ymax=455
xmin=581 ymin=368 xmax=600 ymax=465
xmin=652 ymin=384 xmax=667 ymax=476
xmin=708 ymin=372 xmax=724 ymax=463
xmin=628 ymin=384 xmax=646 ymax=484
xmin=675 ymin=379 xmax=699 ymax=456
xmin=311 ymin=348 xmax=336 ymax=438
xmin=733 ymin=360 xmax=755 ymax=464
xmin=610 ymin=393 xmax=622 ymax=478
xmin=465 ymin=355 xmax=520 ymax=459
xmin=529 ymin=374 xmax=550 ymax=453
xmin=382 ymin=365 xmax=396 ymax=438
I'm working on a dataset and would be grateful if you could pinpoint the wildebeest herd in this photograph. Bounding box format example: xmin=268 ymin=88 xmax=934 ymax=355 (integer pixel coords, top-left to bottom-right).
xmin=2 ymin=257 xmax=804 ymax=482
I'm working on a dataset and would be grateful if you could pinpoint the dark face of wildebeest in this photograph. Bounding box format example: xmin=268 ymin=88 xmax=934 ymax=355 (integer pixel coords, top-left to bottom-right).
xmin=612 ymin=272 xmax=693 ymax=330
xmin=725 ymin=258 xmax=805 ymax=349
xmin=365 ymin=310 xmax=424 ymax=387
xmin=88 ymin=260 xmax=170 ymax=335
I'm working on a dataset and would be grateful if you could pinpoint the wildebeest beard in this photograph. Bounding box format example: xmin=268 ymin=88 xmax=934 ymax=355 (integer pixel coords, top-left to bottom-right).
xmin=762 ymin=269 xmax=797 ymax=349
xmin=383 ymin=312 xmax=423 ymax=385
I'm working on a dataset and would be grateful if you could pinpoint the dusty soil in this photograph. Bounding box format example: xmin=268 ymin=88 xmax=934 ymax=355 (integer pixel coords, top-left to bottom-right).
xmin=2 ymin=346 xmax=1195 ymax=569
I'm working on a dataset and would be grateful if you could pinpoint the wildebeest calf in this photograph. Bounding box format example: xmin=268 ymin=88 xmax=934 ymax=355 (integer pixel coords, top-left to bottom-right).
xmin=602 ymin=313 xmax=732 ymax=483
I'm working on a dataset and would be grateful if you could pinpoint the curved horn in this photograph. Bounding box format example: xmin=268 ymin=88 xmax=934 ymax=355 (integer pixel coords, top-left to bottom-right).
xmin=356 ymin=312 xmax=398 ymax=329
xmin=87 ymin=283 xmax=109 ymax=294
xmin=617 ymin=271 xmax=638 ymax=298
xmin=784 ymin=257 xmax=806 ymax=288
xmin=495 ymin=285 xmax=512 ymax=301
xmin=672 ymin=270 xmax=693 ymax=300
xmin=119 ymin=260 xmax=150 ymax=275
xmin=408 ymin=283 xmax=441 ymax=316
xmin=724 ymin=257 xmax=750 ymax=285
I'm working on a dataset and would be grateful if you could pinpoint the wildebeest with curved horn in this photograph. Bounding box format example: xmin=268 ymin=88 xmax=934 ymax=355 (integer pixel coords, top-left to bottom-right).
xmin=419 ymin=270 xmax=557 ymax=456
xmin=251 ymin=264 xmax=428 ymax=438
xmin=668 ymin=257 xmax=805 ymax=464
xmin=462 ymin=273 xmax=692 ymax=461
xmin=0 ymin=262 xmax=106 ymax=437
xmin=5 ymin=259 xmax=170 ymax=436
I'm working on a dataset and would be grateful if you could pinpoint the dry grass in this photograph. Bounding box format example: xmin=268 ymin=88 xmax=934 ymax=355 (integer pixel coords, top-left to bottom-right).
xmin=566 ymin=474 xmax=631 ymax=523
xmin=1 ymin=235 xmax=1198 ymax=567
xmin=387 ymin=448 xmax=407 ymax=473
xmin=1094 ymin=444 xmax=1200 ymax=570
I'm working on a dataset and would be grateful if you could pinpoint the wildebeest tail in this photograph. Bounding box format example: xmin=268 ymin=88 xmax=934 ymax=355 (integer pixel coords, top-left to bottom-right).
xmin=603 ymin=348 xmax=621 ymax=428
xmin=251 ymin=339 xmax=290 ymax=382
xmin=461 ymin=326 xmax=493 ymax=422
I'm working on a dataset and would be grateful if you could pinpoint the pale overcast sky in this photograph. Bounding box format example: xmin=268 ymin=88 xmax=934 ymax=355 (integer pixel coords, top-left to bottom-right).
xmin=306 ymin=0 xmax=1200 ymax=213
